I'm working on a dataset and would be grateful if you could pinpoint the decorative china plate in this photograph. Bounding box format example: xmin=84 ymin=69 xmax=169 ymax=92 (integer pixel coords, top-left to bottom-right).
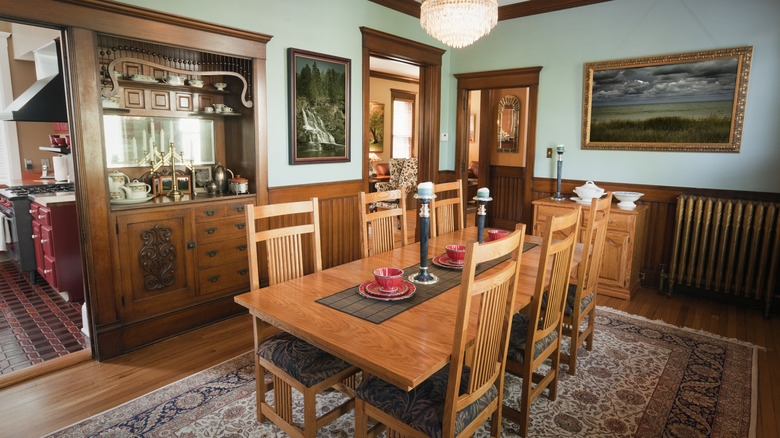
xmin=110 ymin=195 xmax=154 ymax=205
xmin=432 ymin=254 xmax=464 ymax=269
xmin=358 ymin=280 xmax=415 ymax=301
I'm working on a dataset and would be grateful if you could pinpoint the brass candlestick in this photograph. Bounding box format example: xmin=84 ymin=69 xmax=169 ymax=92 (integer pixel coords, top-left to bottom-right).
xmin=167 ymin=144 xmax=182 ymax=200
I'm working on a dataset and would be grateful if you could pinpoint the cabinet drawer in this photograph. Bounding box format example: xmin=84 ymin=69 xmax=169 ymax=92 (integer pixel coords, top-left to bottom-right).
xmin=198 ymin=259 xmax=250 ymax=295
xmin=195 ymin=217 xmax=247 ymax=243
xmin=608 ymin=214 xmax=633 ymax=233
xmin=35 ymin=205 xmax=52 ymax=226
xmin=197 ymin=237 xmax=249 ymax=269
xmin=42 ymin=254 xmax=58 ymax=289
xmin=41 ymin=225 xmax=54 ymax=256
xmin=194 ymin=205 xmax=226 ymax=222
xmin=225 ymin=201 xmax=250 ymax=217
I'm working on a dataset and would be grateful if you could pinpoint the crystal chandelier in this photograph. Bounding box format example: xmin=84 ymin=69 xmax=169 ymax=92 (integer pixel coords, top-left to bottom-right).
xmin=420 ymin=0 xmax=498 ymax=49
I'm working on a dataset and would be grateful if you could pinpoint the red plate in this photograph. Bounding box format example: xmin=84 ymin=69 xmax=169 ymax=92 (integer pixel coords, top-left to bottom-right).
xmin=359 ymin=280 xmax=416 ymax=301
xmin=432 ymin=254 xmax=464 ymax=269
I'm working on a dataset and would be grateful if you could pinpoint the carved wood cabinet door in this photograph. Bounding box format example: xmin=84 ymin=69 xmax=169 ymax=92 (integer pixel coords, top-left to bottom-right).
xmin=114 ymin=209 xmax=196 ymax=321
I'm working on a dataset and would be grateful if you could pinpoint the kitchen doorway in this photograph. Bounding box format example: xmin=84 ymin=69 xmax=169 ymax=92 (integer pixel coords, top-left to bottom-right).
xmin=454 ymin=67 xmax=542 ymax=229
xmin=0 ymin=19 xmax=90 ymax=380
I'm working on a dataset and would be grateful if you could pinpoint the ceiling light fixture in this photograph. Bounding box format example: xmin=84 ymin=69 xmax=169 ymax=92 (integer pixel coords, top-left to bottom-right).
xmin=420 ymin=0 xmax=498 ymax=49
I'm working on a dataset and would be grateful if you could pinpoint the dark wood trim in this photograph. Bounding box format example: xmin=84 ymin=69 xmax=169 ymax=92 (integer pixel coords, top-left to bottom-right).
xmin=498 ymin=0 xmax=613 ymax=20
xmin=370 ymin=70 xmax=419 ymax=84
xmin=268 ymin=180 xmax=363 ymax=203
xmin=455 ymin=67 xmax=541 ymax=227
xmin=369 ymin=0 xmax=613 ymax=21
xmin=360 ymin=27 xmax=444 ymax=208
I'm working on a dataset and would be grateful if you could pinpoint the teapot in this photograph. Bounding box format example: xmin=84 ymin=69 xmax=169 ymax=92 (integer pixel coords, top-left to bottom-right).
xmin=573 ymin=181 xmax=605 ymax=201
xmin=122 ymin=180 xmax=152 ymax=199
xmin=212 ymin=162 xmax=234 ymax=194
xmin=108 ymin=170 xmax=130 ymax=199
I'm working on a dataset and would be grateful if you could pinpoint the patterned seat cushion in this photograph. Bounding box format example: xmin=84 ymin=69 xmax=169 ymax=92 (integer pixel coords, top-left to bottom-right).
xmin=355 ymin=364 xmax=498 ymax=438
xmin=257 ymin=332 xmax=353 ymax=387
xmin=540 ymin=284 xmax=594 ymax=317
xmin=506 ymin=313 xmax=559 ymax=364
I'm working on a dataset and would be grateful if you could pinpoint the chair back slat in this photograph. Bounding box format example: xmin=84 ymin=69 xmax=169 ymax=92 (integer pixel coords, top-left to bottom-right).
xmin=358 ymin=189 xmax=408 ymax=258
xmin=578 ymin=194 xmax=612 ymax=293
xmin=431 ymin=180 xmax=464 ymax=237
xmin=443 ymin=223 xmax=526 ymax=428
xmin=245 ymin=197 xmax=321 ymax=288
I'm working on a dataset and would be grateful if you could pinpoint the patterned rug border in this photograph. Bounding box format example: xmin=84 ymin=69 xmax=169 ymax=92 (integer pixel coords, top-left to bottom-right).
xmin=596 ymin=305 xmax=759 ymax=438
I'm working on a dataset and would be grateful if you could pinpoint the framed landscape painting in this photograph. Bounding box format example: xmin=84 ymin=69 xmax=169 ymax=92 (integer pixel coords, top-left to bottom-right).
xmin=289 ymin=48 xmax=350 ymax=164
xmin=368 ymin=101 xmax=384 ymax=152
xmin=582 ymin=46 xmax=752 ymax=152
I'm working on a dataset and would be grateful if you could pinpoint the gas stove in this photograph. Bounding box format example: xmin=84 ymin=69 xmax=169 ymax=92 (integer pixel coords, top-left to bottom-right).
xmin=2 ymin=182 xmax=75 ymax=199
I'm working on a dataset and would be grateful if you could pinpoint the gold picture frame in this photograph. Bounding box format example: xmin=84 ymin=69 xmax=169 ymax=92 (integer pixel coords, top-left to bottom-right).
xmin=153 ymin=175 xmax=192 ymax=196
xmin=582 ymin=46 xmax=752 ymax=152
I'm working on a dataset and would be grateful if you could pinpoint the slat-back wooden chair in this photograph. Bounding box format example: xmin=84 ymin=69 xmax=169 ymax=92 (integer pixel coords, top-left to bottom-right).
xmin=431 ymin=179 xmax=465 ymax=237
xmin=562 ymin=193 xmax=612 ymax=375
xmin=355 ymin=224 xmax=527 ymax=438
xmin=358 ymin=189 xmax=408 ymax=258
xmin=503 ymin=208 xmax=580 ymax=437
xmin=245 ymin=198 xmax=359 ymax=438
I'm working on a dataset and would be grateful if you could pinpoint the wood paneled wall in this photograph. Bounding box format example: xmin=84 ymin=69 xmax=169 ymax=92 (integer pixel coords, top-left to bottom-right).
xmin=268 ymin=180 xmax=363 ymax=269
xmin=532 ymin=177 xmax=780 ymax=289
xmin=489 ymin=165 xmax=525 ymax=230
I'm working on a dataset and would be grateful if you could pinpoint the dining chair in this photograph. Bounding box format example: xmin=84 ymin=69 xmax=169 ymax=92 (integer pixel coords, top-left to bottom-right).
xmin=562 ymin=193 xmax=612 ymax=375
xmin=245 ymin=198 xmax=359 ymax=438
xmin=503 ymin=208 xmax=580 ymax=437
xmin=358 ymin=189 xmax=408 ymax=258
xmin=430 ymin=179 xmax=464 ymax=237
xmin=354 ymin=224 xmax=527 ymax=438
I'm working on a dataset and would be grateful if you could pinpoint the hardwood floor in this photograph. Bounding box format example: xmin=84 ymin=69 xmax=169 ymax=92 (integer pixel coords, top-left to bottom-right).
xmin=0 ymin=214 xmax=776 ymax=437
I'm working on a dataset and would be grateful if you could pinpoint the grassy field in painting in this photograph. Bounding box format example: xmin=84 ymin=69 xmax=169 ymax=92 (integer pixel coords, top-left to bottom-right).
xmin=590 ymin=115 xmax=732 ymax=143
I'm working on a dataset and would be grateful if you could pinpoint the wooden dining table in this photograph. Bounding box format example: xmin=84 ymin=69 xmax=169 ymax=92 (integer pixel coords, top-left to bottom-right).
xmin=234 ymin=226 xmax=580 ymax=392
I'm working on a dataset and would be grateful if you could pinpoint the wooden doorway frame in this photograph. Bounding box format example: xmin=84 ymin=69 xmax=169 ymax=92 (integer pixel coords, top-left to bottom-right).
xmin=360 ymin=27 xmax=444 ymax=192
xmin=454 ymin=67 xmax=542 ymax=227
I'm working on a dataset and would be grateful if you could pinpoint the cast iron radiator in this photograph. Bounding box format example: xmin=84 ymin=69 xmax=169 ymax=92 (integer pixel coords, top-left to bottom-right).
xmin=667 ymin=194 xmax=780 ymax=317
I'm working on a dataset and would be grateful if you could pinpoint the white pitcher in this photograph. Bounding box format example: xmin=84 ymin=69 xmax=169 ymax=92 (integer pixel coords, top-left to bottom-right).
xmin=108 ymin=171 xmax=130 ymax=199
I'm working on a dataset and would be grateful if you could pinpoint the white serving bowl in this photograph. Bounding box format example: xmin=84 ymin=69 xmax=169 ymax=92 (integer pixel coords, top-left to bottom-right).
xmin=573 ymin=181 xmax=605 ymax=201
xmin=613 ymin=191 xmax=644 ymax=209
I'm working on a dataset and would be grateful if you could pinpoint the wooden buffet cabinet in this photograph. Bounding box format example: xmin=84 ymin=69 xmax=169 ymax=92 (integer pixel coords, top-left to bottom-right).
xmin=532 ymin=198 xmax=649 ymax=300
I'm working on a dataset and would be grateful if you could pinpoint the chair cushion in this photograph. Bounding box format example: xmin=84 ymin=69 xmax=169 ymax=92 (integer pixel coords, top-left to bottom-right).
xmin=506 ymin=313 xmax=559 ymax=364
xmin=399 ymin=158 xmax=418 ymax=194
xmin=375 ymin=163 xmax=389 ymax=176
xmin=257 ymin=332 xmax=353 ymax=387
xmin=387 ymin=158 xmax=406 ymax=188
xmin=356 ymin=364 xmax=498 ymax=438
xmin=541 ymin=284 xmax=594 ymax=317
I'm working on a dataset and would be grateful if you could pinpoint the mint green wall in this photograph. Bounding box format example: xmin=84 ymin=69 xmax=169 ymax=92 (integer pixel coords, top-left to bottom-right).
xmin=118 ymin=0 xmax=778 ymax=193
xmin=448 ymin=0 xmax=780 ymax=192
xmin=116 ymin=0 xmax=451 ymax=188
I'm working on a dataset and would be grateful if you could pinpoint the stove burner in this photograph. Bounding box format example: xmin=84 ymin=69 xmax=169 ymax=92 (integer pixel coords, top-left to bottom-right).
xmin=7 ymin=183 xmax=75 ymax=196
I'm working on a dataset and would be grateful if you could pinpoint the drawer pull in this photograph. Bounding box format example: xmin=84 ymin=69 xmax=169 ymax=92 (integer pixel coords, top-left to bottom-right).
xmin=234 ymin=205 xmax=245 ymax=213
xmin=203 ymin=209 xmax=217 ymax=216
xmin=234 ymin=223 xmax=246 ymax=230
xmin=237 ymin=268 xmax=249 ymax=275
xmin=44 ymin=269 xmax=52 ymax=274
xmin=32 ymin=234 xmax=38 ymax=239
xmin=207 ymin=275 xmax=221 ymax=283
xmin=206 ymin=250 xmax=219 ymax=257
xmin=236 ymin=244 xmax=247 ymax=251
xmin=204 ymin=227 xmax=218 ymax=234
xmin=38 ymin=215 xmax=45 ymax=219
xmin=29 ymin=209 xmax=34 ymax=214
xmin=41 ymin=239 xmax=48 ymax=244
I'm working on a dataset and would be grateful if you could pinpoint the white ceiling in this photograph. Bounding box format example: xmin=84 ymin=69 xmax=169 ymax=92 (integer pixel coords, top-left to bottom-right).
xmin=370 ymin=57 xmax=420 ymax=79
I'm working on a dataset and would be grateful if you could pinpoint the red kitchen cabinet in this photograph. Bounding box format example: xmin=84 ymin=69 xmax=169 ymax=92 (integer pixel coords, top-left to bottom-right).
xmin=31 ymin=201 xmax=84 ymax=302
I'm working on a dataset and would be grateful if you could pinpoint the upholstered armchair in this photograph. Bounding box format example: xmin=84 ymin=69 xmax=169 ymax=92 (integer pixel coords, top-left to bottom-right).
xmin=374 ymin=157 xmax=418 ymax=211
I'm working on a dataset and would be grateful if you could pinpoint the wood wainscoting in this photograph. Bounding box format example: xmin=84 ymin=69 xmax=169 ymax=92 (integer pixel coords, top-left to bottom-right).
xmin=269 ymin=180 xmax=363 ymax=270
xmin=489 ymin=165 xmax=526 ymax=230
xmin=532 ymin=178 xmax=780 ymax=293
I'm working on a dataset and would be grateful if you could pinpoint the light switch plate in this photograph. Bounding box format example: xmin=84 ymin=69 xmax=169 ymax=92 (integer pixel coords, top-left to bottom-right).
xmin=440 ymin=132 xmax=448 ymax=141
xmin=547 ymin=148 xmax=553 ymax=158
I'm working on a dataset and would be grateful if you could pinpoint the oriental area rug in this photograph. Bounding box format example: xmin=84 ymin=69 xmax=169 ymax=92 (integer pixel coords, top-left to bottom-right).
xmin=47 ymin=307 xmax=757 ymax=437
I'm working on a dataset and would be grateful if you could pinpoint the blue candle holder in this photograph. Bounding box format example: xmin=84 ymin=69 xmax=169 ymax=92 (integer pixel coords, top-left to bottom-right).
xmin=553 ymin=145 xmax=565 ymax=200
xmin=410 ymin=193 xmax=438 ymax=284
xmin=473 ymin=195 xmax=493 ymax=243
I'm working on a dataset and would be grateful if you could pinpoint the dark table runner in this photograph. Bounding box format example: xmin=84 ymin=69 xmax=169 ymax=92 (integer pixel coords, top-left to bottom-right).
xmin=317 ymin=242 xmax=537 ymax=324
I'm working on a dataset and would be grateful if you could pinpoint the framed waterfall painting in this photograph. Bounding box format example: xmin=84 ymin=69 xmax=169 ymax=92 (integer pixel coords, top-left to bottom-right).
xmin=289 ymin=48 xmax=351 ymax=164
xmin=582 ymin=46 xmax=752 ymax=152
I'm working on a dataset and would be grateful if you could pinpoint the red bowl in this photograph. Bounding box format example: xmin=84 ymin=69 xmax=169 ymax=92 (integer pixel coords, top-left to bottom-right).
xmin=373 ymin=267 xmax=404 ymax=292
xmin=64 ymin=135 xmax=71 ymax=146
xmin=488 ymin=229 xmax=510 ymax=241
xmin=49 ymin=135 xmax=59 ymax=145
xmin=54 ymin=137 xmax=67 ymax=146
xmin=445 ymin=244 xmax=466 ymax=264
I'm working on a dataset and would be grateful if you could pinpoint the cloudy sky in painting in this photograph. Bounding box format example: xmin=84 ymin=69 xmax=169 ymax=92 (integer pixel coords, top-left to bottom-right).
xmin=592 ymin=58 xmax=739 ymax=106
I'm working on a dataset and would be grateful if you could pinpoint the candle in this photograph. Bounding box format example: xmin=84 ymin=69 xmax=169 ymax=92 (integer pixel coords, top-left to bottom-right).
xmin=142 ymin=128 xmax=147 ymax=151
xmin=477 ymin=187 xmax=490 ymax=198
xmin=160 ymin=128 xmax=166 ymax=152
xmin=417 ymin=182 xmax=433 ymax=197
